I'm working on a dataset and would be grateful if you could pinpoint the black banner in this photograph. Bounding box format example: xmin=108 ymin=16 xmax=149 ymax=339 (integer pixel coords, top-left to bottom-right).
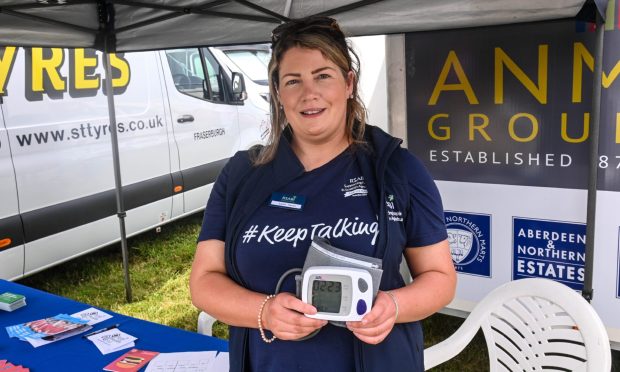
xmin=406 ymin=19 xmax=620 ymax=191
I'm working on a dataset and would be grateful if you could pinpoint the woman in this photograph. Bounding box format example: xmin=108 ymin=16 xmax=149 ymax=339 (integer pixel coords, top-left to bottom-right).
xmin=190 ymin=16 xmax=456 ymax=372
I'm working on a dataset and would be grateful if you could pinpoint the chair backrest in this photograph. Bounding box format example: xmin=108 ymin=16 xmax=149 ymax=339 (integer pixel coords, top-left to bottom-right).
xmin=424 ymin=278 xmax=611 ymax=371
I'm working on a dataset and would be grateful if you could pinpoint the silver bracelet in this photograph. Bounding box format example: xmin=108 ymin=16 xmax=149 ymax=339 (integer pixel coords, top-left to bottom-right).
xmin=385 ymin=291 xmax=399 ymax=322
xmin=258 ymin=294 xmax=277 ymax=343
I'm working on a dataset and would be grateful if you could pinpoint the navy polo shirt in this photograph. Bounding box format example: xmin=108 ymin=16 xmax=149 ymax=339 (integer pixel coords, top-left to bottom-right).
xmin=199 ymin=145 xmax=446 ymax=372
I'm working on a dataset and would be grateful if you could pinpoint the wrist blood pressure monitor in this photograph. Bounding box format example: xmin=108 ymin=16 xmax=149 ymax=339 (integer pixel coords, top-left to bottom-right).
xmin=301 ymin=266 xmax=374 ymax=321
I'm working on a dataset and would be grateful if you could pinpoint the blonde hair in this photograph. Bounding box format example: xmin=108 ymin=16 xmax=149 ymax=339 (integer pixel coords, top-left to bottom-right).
xmin=253 ymin=16 xmax=367 ymax=165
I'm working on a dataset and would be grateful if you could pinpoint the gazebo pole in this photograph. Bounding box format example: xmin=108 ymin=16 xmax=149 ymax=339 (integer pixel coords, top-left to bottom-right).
xmin=582 ymin=10 xmax=605 ymax=302
xmin=103 ymin=51 xmax=132 ymax=303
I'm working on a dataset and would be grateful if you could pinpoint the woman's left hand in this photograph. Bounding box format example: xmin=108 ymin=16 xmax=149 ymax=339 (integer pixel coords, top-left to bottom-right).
xmin=345 ymin=291 xmax=397 ymax=344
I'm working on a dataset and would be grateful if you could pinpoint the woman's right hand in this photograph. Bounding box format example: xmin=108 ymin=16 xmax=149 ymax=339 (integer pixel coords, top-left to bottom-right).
xmin=191 ymin=240 xmax=326 ymax=338
xmin=262 ymin=292 xmax=328 ymax=340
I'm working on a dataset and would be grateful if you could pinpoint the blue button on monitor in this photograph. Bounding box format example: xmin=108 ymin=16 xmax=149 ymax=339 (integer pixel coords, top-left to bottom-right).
xmin=356 ymin=299 xmax=367 ymax=315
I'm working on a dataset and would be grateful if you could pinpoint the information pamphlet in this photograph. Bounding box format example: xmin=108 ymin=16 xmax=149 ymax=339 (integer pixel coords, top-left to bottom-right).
xmin=0 ymin=292 xmax=26 ymax=312
xmin=103 ymin=349 xmax=159 ymax=372
xmin=144 ymin=351 xmax=230 ymax=372
xmin=87 ymin=328 xmax=137 ymax=355
xmin=0 ymin=359 xmax=30 ymax=371
xmin=70 ymin=307 xmax=113 ymax=325
xmin=5 ymin=314 xmax=91 ymax=344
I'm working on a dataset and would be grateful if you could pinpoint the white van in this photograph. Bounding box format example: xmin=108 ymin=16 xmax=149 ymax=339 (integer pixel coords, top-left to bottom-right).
xmin=209 ymin=45 xmax=271 ymax=144
xmin=0 ymin=46 xmax=269 ymax=280
xmin=212 ymin=44 xmax=271 ymax=116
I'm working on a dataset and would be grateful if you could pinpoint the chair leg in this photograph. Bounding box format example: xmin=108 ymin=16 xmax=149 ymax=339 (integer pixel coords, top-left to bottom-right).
xmin=197 ymin=311 xmax=216 ymax=336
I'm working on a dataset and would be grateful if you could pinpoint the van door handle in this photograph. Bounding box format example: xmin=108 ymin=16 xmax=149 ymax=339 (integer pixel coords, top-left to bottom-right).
xmin=177 ymin=115 xmax=194 ymax=123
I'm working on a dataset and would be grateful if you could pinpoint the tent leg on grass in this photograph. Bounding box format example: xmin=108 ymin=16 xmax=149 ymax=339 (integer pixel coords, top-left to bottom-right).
xmin=104 ymin=51 xmax=132 ymax=303
xmin=582 ymin=10 xmax=605 ymax=302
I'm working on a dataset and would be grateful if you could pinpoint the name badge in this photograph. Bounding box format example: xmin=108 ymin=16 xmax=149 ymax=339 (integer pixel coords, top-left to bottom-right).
xmin=269 ymin=192 xmax=306 ymax=211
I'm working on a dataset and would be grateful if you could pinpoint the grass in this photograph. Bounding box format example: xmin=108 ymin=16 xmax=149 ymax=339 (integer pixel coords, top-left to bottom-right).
xmin=19 ymin=214 xmax=203 ymax=333
xmin=18 ymin=213 xmax=620 ymax=371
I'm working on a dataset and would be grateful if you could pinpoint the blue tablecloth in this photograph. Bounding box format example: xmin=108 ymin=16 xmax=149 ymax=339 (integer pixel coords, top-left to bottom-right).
xmin=0 ymin=280 xmax=228 ymax=371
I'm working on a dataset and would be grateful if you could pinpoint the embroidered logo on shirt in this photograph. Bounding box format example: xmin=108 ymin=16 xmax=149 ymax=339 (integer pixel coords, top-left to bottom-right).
xmin=341 ymin=176 xmax=368 ymax=198
xmin=386 ymin=194 xmax=403 ymax=222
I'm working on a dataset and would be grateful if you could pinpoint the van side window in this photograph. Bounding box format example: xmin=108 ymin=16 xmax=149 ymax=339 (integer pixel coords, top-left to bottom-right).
xmin=165 ymin=48 xmax=224 ymax=103
xmin=202 ymin=50 xmax=224 ymax=102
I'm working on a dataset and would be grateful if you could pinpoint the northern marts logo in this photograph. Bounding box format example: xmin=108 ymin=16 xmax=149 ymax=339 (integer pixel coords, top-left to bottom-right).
xmin=448 ymin=228 xmax=475 ymax=264
xmin=445 ymin=211 xmax=491 ymax=277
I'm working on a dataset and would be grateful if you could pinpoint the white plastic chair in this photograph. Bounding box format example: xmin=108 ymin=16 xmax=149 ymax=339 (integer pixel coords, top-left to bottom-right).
xmin=424 ymin=278 xmax=611 ymax=371
xmin=197 ymin=311 xmax=216 ymax=337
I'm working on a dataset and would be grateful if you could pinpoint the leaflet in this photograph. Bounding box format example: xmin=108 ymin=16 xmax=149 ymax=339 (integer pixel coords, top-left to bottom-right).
xmin=87 ymin=328 xmax=137 ymax=355
xmin=70 ymin=307 xmax=112 ymax=325
xmin=6 ymin=314 xmax=90 ymax=342
xmin=144 ymin=351 xmax=220 ymax=372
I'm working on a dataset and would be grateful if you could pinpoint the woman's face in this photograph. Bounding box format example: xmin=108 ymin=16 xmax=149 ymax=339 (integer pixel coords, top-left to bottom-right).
xmin=277 ymin=46 xmax=353 ymax=146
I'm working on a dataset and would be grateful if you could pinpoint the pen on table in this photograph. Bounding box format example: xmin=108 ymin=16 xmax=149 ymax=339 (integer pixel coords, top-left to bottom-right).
xmin=82 ymin=323 xmax=121 ymax=339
